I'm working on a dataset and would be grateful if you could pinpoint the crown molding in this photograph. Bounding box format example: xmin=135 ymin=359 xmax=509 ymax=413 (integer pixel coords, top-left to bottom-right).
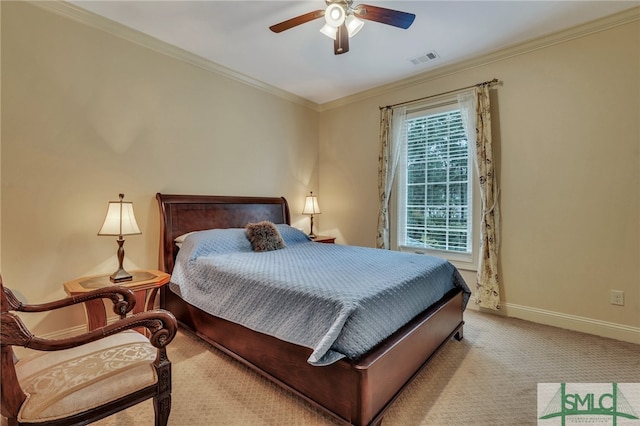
xmin=29 ymin=1 xmax=321 ymax=111
xmin=319 ymin=5 xmax=640 ymax=111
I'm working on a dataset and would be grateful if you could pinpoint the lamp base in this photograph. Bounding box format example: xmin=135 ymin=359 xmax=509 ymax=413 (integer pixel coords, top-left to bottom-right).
xmin=109 ymin=268 xmax=133 ymax=283
xmin=308 ymin=214 xmax=316 ymax=239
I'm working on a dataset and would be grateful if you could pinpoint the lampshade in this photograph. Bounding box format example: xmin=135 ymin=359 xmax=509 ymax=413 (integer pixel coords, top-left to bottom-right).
xmin=302 ymin=193 xmax=321 ymax=215
xmin=324 ymin=3 xmax=346 ymax=28
xmin=345 ymin=15 xmax=364 ymax=37
xmin=320 ymin=23 xmax=338 ymax=40
xmin=98 ymin=198 xmax=141 ymax=236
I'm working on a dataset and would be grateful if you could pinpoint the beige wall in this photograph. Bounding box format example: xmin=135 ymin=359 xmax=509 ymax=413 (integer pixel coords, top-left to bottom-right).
xmin=319 ymin=17 xmax=640 ymax=340
xmin=1 ymin=2 xmax=319 ymax=334
xmin=2 ymin=2 xmax=638 ymax=342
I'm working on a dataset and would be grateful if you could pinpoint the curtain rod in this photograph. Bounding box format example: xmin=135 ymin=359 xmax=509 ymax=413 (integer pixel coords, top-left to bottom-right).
xmin=380 ymin=78 xmax=499 ymax=110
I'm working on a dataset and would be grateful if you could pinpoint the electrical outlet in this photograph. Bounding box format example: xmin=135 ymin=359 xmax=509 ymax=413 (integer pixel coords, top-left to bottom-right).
xmin=610 ymin=290 xmax=624 ymax=306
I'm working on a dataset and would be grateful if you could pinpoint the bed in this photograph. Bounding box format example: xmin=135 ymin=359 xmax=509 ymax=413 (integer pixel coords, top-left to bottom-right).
xmin=156 ymin=193 xmax=470 ymax=426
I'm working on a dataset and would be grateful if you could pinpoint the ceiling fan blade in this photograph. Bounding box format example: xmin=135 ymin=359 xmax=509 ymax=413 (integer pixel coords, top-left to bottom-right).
xmin=353 ymin=4 xmax=416 ymax=29
xmin=334 ymin=23 xmax=349 ymax=55
xmin=269 ymin=10 xmax=325 ymax=33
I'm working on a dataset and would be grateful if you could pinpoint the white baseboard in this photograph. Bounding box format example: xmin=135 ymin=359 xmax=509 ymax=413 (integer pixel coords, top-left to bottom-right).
xmin=40 ymin=318 xmax=120 ymax=340
xmin=467 ymin=297 xmax=640 ymax=345
xmin=38 ymin=301 xmax=161 ymax=340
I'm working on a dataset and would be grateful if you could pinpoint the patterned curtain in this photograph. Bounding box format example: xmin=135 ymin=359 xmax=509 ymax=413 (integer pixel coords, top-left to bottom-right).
xmin=376 ymin=106 xmax=406 ymax=249
xmin=459 ymin=85 xmax=501 ymax=310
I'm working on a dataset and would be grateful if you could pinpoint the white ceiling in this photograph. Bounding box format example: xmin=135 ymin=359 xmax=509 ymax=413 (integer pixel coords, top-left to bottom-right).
xmin=68 ymin=1 xmax=638 ymax=104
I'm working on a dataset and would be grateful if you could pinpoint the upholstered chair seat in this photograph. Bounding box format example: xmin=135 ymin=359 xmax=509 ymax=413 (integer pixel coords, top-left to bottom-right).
xmin=14 ymin=331 xmax=157 ymax=423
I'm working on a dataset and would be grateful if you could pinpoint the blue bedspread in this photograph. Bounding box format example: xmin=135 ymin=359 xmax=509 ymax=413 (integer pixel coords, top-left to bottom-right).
xmin=170 ymin=225 xmax=470 ymax=366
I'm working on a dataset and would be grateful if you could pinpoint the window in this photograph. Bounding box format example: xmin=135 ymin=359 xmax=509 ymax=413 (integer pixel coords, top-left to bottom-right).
xmin=395 ymin=99 xmax=478 ymax=268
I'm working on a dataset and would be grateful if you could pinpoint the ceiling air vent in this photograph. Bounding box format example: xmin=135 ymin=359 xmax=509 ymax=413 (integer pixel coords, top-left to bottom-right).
xmin=409 ymin=51 xmax=439 ymax=65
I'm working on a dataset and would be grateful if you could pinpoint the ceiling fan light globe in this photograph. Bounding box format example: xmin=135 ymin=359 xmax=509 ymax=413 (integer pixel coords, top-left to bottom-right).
xmin=325 ymin=3 xmax=345 ymax=27
xmin=320 ymin=23 xmax=338 ymax=40
xmin=345 ymin=15 xmax=364 ymax=37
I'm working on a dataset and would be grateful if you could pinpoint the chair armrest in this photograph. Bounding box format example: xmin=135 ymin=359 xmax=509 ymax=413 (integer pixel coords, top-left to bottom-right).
xmin=3 ymin=285 xmax=137 ymax=317
xmin=105 ymin=310 xmax=178 ymax=349
xmin=3 ymin=309 xmax=177 ymax=351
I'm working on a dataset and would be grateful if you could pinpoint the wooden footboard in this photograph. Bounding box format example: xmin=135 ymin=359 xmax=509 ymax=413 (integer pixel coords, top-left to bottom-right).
xmin=163 ymin=285 xmax=463 ymax=425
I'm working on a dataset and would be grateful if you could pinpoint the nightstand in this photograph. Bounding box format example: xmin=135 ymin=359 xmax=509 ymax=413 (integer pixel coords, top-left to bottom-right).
xmin=311 ymin=235 xmax=336 ymax=244
xmin=63 ymin=269 xmax=170 ymax=332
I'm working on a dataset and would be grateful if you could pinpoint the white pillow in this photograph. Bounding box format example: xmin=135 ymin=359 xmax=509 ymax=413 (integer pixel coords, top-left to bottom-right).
xmin=174 ymin=231 xmax=196 ymax=248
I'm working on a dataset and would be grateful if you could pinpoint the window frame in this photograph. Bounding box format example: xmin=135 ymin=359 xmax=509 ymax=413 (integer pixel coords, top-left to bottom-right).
xmin=391 ymin=98 xmax=480 ymax=271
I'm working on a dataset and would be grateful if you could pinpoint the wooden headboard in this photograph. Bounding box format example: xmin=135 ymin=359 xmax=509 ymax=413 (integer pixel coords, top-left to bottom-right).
xmin=156 ymin=193 xmax=291 ymax=273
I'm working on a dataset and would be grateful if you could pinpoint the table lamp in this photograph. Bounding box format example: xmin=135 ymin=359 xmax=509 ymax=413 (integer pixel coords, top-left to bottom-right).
xmin=302 ymin=191 xmax=321 ymax=238
xmin=98 ymin=193 xmax=141 ymax=283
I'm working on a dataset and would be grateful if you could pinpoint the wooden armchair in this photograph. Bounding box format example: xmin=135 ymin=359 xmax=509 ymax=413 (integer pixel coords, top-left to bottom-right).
xmin=0 ymin=274 xmax=178 ymax=426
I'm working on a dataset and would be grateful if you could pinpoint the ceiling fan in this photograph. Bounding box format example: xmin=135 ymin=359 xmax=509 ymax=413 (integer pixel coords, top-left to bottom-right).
xmin=269 ymin=1 xmax=416 ymax=55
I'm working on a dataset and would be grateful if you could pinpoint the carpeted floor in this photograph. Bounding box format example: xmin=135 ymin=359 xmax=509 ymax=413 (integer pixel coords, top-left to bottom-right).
xmin=94 ymin=309 xmax=639 ymax=425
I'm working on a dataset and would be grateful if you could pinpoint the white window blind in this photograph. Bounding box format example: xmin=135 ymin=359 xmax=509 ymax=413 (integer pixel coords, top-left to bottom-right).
xmin=398 ymin=102 xmax=473 ymax=257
